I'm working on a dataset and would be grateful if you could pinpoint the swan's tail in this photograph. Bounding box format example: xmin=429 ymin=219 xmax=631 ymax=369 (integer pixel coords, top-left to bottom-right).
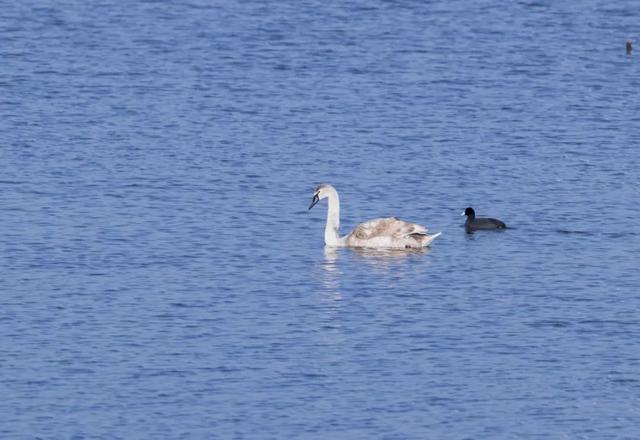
xmin=421 ymin=232 xmax=442 ymax=247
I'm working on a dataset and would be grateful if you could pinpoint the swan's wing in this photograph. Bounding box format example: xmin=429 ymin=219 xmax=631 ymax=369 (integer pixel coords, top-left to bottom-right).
xmin=351 ymin=217 xmax=428 ymax=240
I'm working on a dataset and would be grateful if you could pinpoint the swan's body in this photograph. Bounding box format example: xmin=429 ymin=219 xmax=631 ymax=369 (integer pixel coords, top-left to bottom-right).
xmin=309 ymin=184 xmax=441 ymax=248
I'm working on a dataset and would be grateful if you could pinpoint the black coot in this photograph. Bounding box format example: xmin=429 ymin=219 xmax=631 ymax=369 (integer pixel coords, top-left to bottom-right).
xmin=462 ymin=207 xmax=506 ymax=231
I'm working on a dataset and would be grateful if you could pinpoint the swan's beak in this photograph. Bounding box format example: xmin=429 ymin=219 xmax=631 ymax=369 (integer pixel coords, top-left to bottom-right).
xmin=309 ymin=194 xmax=320 ymax=210
xmin=461 ymin=211 xmax=466 ymax=216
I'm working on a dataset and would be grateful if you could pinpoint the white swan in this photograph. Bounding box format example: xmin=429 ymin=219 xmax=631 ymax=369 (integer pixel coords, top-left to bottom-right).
xmin=309 ymin=184 xmax=441 ymax=248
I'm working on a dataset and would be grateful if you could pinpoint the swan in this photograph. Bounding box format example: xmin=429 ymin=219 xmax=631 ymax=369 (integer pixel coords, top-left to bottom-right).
xmin=308 ymin=184 xmax=441 ymax=248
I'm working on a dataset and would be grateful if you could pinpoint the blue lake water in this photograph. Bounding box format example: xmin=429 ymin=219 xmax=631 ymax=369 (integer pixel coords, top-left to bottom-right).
xmin=2 ymin=1 xmax=640 ymax=438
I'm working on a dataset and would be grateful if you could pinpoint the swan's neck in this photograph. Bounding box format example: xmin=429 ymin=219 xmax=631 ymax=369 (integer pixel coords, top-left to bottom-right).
xmin=324 ymin=190 xmax=341 ymax=246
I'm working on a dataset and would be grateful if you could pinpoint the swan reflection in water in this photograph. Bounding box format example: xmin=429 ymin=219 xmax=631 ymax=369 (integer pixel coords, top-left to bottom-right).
xmin=318 ymin=247 xmax=343 ymax=306
xmin=319 ymin=246 xmax=430 ymax=309
xmin=324 ymin=246 xmax=430 ymax=273
xmin=321 ymin=246 xmax=341 ymax=290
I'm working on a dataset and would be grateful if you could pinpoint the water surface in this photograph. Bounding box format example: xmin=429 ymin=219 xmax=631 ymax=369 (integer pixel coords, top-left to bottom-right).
xmin=2 ymin=1 xmax=639 ymax=438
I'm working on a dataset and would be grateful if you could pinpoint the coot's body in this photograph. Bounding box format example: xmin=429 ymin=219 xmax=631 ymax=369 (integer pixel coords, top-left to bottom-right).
xmin=463 ymin=207 xmax=506 ymax=232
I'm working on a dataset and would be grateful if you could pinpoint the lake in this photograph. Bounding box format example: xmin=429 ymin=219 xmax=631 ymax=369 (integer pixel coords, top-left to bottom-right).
xmin=1 ymin=1 xmax=639 ymax=438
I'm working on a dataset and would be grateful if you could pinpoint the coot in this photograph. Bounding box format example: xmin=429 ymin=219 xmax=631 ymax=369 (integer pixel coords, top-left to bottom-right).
xmin=462 ymin=207 xmax=506 ymax=231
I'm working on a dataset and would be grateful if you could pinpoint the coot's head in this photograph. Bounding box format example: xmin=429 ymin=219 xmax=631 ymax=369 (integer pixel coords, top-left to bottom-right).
xmin=462 ymin=207 xmax=475 ymax=218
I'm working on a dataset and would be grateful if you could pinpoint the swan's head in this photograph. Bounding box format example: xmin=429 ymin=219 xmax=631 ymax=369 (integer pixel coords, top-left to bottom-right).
xmin=462 ymin=207 xmax=475 ymax=218
xmin=309 ymin=183 xmax=334 ymax=210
